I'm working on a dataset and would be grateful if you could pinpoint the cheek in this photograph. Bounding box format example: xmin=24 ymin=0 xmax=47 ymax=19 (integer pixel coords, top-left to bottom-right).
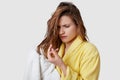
xmin=66 ymin=28 xmax=77 ymax=39
xmin=70 ymin=27 xmax=77 ymax=34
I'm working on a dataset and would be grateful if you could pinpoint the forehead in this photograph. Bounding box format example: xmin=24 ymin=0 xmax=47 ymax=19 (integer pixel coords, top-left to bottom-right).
xmin=59 ymin=15 xmax=73 ymax=26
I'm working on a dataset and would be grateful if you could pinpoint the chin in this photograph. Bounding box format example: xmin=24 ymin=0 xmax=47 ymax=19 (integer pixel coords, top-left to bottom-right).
xmin=62 ymin=40 xmax=70 ymax=43
xmin=62 ymin=37 xmax=76 ymax=44
xmin=61 ymin=40 xmax=68 ymax=43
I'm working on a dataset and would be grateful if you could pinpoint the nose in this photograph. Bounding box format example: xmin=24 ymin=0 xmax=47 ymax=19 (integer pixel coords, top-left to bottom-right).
xmin=59 ymin=28 xmax=65 ymax=35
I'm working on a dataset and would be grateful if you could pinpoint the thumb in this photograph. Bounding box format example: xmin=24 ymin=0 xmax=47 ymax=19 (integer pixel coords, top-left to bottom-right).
xmin=55 ymin=48 xmax=59 ymax=52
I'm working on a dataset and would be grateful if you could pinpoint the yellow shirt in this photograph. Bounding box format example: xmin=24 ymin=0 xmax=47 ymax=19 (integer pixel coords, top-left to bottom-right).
xmin=56 ymin=36 xmax=100 ymax=80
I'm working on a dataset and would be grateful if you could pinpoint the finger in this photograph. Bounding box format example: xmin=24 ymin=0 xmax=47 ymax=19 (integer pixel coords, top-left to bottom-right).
xmin=55 ymin=48 xmax=59 ymax=52
xmin=47 ymin=52 xmax=52 ymax=59
xmin=48 ymin=44 xmax=52 ymax=52
xmin=47 ymin=44 xmax=53 ymax=58
xmin=51 ymin=48 xmax=58 ymax=56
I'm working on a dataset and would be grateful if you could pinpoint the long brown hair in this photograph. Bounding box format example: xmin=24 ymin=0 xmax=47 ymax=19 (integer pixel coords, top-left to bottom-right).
xmin=37 ymin=2 xmax=88 ymax=57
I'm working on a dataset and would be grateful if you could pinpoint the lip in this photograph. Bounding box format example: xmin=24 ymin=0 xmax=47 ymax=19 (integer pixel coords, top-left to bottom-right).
xmin=60 ymin=36 xmax=67 ymax=39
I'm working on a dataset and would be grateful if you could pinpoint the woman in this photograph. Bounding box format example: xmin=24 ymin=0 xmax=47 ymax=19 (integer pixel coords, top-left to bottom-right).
xmin=37 ymin=1 xmax=100 ymax=80
xmin=24 ymin=1 xmax=100 ymax=80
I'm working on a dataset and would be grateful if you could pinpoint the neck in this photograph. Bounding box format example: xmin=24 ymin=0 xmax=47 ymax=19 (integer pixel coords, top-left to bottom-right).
xmin=64 ymin=36 xmax=77 ymax=53
xmin=65 ymin=43 xmax=71 ymax=49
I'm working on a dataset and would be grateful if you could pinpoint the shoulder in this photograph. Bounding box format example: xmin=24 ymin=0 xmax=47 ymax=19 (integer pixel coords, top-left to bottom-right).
xmin=82 ymin=41 xmax=98 ymax=50
xmin=81 ymin=41 xmax=99 ymax=58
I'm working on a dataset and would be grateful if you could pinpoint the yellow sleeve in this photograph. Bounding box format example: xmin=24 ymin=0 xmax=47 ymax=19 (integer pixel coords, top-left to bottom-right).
xmin=60 ymin=43 xmax=100 ymax=80
xmin=60 ymin=66 xmax=83 ymax=80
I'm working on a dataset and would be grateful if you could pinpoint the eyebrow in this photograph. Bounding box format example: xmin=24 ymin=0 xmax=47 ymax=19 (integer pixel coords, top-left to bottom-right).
xmin=59 ymin=24 xmax=70 ymax=27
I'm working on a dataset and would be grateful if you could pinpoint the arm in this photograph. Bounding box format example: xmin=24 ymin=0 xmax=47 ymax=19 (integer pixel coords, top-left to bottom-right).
xmin=47 ymin=44 xmax=100 ymax=80
xmin=60 ymin=54 xmax=100 ymax=80
xmin=61 ymin=44 xmax=100 ymax=80
xmin=47 ymin=44 xmax=67 ymax=76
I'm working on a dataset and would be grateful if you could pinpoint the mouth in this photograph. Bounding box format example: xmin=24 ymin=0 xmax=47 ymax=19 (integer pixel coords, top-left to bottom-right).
xmin=60 ymin=36 xmax=67 ymax=39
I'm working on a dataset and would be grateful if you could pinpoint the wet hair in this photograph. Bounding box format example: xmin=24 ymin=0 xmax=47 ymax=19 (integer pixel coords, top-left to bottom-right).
xmin=37 ymin=2 xmax=88 ymax=57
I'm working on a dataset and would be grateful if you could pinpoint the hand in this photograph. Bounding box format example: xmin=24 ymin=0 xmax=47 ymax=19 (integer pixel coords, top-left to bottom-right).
xmin=47 ymin=44 xmax=62 ymax=67
xmin=47 ymin=44 xmax=67 ymax=76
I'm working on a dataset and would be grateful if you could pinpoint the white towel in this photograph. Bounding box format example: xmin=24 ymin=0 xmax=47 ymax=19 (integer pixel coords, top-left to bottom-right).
xmin=23 ymin=49 xmax=60 ymax=80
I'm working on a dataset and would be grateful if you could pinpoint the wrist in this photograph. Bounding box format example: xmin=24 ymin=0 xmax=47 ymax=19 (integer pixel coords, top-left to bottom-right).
xmin=59 ymin=62 xmax=67 ymax=76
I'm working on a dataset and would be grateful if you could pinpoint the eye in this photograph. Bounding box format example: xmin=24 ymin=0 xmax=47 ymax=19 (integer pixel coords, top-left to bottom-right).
xmin=64 ymin=25 xmax=70 ymax=28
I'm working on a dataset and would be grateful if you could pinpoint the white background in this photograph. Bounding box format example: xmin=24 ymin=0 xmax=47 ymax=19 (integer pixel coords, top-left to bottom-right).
xmin=0 ymin=0 xmax=120 ymax=80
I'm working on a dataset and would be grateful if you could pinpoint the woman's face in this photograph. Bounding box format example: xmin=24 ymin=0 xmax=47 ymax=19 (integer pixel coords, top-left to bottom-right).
xmin=58 ymin=15 xmax=78 ymax=44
